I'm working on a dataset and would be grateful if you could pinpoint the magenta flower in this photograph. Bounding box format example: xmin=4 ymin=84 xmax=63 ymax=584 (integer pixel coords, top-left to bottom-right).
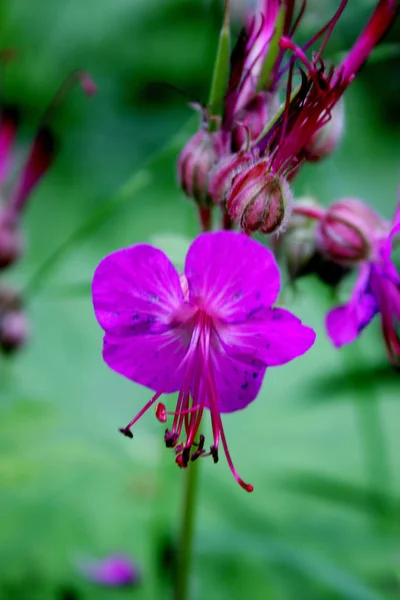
xmin=78 ymin=554 xmax=140 ymax=587
xmin=92 ymin=232 xmax=315 ymax=491
xmin=325 ymin=200 xmax=400 ymax=364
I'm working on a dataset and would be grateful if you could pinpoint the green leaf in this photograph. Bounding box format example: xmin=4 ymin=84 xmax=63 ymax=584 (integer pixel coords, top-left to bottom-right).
xmin=208 ymin=0 xmax=230 ymax=126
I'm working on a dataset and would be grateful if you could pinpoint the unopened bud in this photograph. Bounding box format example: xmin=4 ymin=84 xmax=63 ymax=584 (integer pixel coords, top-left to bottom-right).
xmin=0 ymin=213 xmax=22 ymax=269
xmin=0 ymin=310 xmax=29 ymax=354
xmin=208 ymin=151 xmax=253 ymax=206
xmin=177 ymin=130 xmax=226 ymax=205
xmin=226 ymin=160 xmax=293 ymax=234
xmin=316 ymin=198 xmax=388 ymax=264
xmin=305 ymin=100 xmax=344 ymax=162
xmin=232 ymin=92 xmax=271 ymax=152
xmin=273 ymin=198 xmax=321 ymax=281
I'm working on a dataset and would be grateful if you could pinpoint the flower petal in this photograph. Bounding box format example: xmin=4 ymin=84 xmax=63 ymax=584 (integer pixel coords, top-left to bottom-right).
xmin=211 ymin=307 xmax=315 ymax=413
xmin=210 ymin=339 xmax=266 ymax=413
xmin=92 ymin=244 xmax=188 ymax=391
xmin=92 ymin=244 xmax=184 ymax=334
xmin=248 ymin=307 xmax=316 ymax=366
xmin=184 ymin=231 xmax=280 ymax=322
xmin=103 ymin=328 xmax=187 ymax=393
xmin=326 ymin=266 xmax=377 ymax=347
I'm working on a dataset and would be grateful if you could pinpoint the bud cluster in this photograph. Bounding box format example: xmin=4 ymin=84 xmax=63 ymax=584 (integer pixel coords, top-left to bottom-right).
xmin=176 ymin=0 xmax=395 ymax=234
xmin=277 ymin=196 xmax=391 ymax=288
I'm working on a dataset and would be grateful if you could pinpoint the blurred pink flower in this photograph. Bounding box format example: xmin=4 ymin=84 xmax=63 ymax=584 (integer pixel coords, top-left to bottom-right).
xmin=78 ymin=554 xmax=140 ymax=587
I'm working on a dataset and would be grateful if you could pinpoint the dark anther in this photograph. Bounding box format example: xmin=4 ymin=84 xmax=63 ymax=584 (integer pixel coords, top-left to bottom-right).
xmin=182 ymin=446 xmax=191 ymax=467
xmin=192 ymin=435 xmax=205 ymax=460
xmin=210 ymin=445 xmax=219 ymax=463
xmin=118 ymin=427 xmax=133 ymax=438
xmin=190 ymin=449 xmax=202 ymax=461
xmin=174 ymin=443 xmax=185 ymax=454
xmin=164 ymin=429 xmax=179 ymax=448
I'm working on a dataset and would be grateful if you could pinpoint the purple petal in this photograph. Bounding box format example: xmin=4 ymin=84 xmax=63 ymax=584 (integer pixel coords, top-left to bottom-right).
xmin=326 ymin=266 xmax=377 ymax=347
xmin=212 ymin=348 xmax=267 ymax=413
xmin=184 ymin=231 xmax=280 ymax=323
xmin=211 ymin=307 xmax=315 ymax=413
xmin=103 ymin=328 xmax=187 ymax=393
xmin=92 ymin=244 xmax=188 ymax=392
xmin=247 ymin=307 xmax=316 ymax=366
xmin=78 ymin=555 xmax=140 ymax=587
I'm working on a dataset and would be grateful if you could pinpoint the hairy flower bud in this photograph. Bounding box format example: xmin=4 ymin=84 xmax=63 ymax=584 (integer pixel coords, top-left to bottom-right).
xmin=226 ymin=160 xmax=293 ymax=234
xmin=305 ymin=100 xmax=344 ymax=162
xmin=316 ymin=198 xmax=388 ymax=264
xmin=274 ymin=197 xmax=321 ymax=281
xmin=177 ymin=130 xmax=226 ymax=205
xmin=208 ymin=151 xmax=253 ymax=206
xmin=0 ymin=310 xmax=29 ymax=354
xmin=231 ymin=92 xmax=272 ymax=152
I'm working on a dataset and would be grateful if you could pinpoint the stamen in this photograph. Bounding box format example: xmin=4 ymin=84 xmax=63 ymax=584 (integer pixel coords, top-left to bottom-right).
xmin=279 ymin=37 xmax=324 ymax=94
xmin=309 ymin=0 xmax=349 ymax=60
xmin=165 ymin=429 xmax=179 ymax=448
xmin=201 ymin=316 xmax=254 ymax=492
xmin=119 ymin=391 xmax=161 ymax=437
xmin=279 ymin=57 xmax=295 ymax=149
xmin=210 ymin=445 xmax=219 ymax=463
xmin=118 ymin=427 xmax=133 ymax=439
xmin=290 ymin=0 xmax=307 ymax=37
xmin=155 ymin=403 xmax=167 ymax=422
xmin=300 ymin=0 xmax=348 ymax=56
xmin=191 ymin=435 xmax=206 ymax=461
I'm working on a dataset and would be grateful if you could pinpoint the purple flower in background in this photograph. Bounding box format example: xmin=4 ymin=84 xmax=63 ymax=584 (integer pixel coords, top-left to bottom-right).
xmin=92 ymin=231 xmax=315 ymax=491
xmin=78 ymin=555 xmax=140 ymax=587
xmin=0 ymin=70 xmax=96 ymax=270
xmin=324 ymin=199 xmax=400 ymax=364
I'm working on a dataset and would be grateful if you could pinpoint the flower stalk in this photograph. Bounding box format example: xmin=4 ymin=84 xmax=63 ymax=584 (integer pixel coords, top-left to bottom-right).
xmin=175 ymin=459 xmax=200 ymax=600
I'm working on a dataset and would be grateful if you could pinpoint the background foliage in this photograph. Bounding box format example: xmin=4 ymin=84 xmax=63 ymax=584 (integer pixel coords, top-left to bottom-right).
xmin=0 ymin=0 xmax=400 ymax=598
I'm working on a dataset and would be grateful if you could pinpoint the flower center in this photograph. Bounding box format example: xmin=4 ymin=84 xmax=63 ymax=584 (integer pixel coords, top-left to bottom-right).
xmin=118 ymin=308 xmax=253 ymax=492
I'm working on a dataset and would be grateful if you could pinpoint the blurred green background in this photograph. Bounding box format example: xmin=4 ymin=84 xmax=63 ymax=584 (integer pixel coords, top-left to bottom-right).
xmin=0 ymin=0 xmax=400 ymax=598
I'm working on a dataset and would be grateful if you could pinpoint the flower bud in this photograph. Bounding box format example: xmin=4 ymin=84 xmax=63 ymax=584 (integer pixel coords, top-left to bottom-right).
xmin=0 ymin=310 xmax=29 ymax=354
xmin=231 ymin=92 xmax=272 ymax=152
xmin=273 ymin=197 xmax=321 ymax=281
xmin=208 ymin=151 xmax=253 ymax=206
xmin=316 ymin=198 xmax=388 ymax=264
xmin=226 ymin=160 xmax=293 ymax=234
xmin=305 ymin=100 xmax=344 ymax=162
xmin=177 ymin=130 xmax=226 ymax=205
xmin=0 ymin=212 xmax=22 ymax=269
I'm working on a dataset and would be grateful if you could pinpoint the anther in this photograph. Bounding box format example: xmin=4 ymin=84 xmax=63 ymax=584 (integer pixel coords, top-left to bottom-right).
xmin=118 ymin=427 xmax=133 ymax=439
xmin=155 ymin=402 xmax=167 ymax=422
xmin=191 ymin=434 xmax=206 ymax=461
xmin=210 ymin=445 xmax=219 ymax=463
xmin=164 ymin=429 xmax=179 ymax=448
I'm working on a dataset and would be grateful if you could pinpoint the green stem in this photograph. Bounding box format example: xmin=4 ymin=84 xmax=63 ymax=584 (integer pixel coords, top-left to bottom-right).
xmin=174 ymin=461 xmax=200 ymax=600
